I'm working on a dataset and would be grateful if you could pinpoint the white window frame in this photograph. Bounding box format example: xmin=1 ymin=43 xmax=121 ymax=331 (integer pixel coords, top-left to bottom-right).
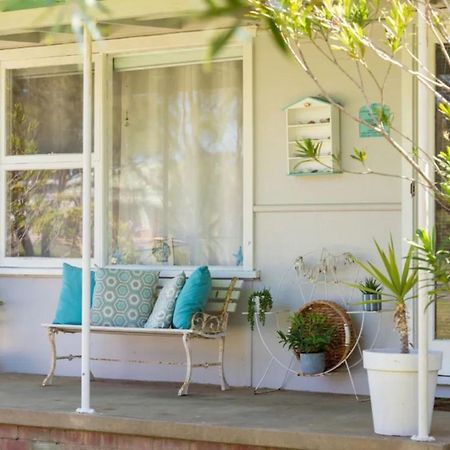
xmin=0 ymin=54 xmax=103 ymax=269
xmin=0 ymin=30 xmax=255 ymax=277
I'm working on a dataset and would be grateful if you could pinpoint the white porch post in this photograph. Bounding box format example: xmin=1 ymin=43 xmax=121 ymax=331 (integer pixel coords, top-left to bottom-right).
xmin=412 ymin=0 xmax=431 ymax=441
xmin=77 ymin=24 xmax=95 ymax=415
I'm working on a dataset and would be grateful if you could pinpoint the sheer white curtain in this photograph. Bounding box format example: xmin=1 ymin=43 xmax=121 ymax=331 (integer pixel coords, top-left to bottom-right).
xmin=110 ymin=59 xmax=243 ymax=266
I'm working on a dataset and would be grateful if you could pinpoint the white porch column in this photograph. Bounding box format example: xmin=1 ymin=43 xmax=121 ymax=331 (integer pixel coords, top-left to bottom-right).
xmin=77 ymin=24 xmax=95 ymax=415
xmin=412 ymin=0 xmax=431 ymax=441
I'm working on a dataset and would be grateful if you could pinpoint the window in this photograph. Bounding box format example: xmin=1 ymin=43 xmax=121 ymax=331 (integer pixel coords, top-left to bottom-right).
xmin=0 ymin=61 xmax=91 ymax=265
xmin=109 ymin=57 xmax=243 ymax=267
xmin=434 ymin=45 xmax=450 ymax=339
xmin=6 ymin=169 xmax=83 ymax=258
xmin=0 ymin=36 xmax=253 ymax=272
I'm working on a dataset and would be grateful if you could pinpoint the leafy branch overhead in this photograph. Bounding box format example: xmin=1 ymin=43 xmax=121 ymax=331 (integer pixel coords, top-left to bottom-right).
xmin=203 ymin=0 xmax=450 ymax=207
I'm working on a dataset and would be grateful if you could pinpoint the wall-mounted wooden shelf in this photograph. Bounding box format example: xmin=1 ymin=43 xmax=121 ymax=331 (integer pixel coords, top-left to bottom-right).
xmin=284 ymin=97 xmax=341 ymax=175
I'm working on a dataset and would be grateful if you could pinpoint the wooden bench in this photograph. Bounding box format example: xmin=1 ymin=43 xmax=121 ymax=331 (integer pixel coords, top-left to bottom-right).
xmin=42 ymin=277 xmax=243 ymax=396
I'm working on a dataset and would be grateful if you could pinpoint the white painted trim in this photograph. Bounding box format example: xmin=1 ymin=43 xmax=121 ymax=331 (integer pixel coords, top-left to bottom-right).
xmin=254 ymin=202 xmax=401 ymax=213
xmin=0 ymin=63 xmax=6 ymax=262
xmin=0 ymin=0 xmax=208 ymax=35
xmin=0 ymin=267 xmax=62 ymax=277
xmin=94 ymin=53 xmax=108 ymax=268
xmin=0 ymin=266 xmax=260 ymax=279
xmin=1 ymin=54 xmax=82 ymax=69
xmin=0 ymin=257 xmax=85 ymax=268
xmin=438 ymin=375 xmax=450 ymax=386
xmin=400 ymin=25 xmax=417 ymax=350
xmin=414 ymin=4 xmax=432 ymax=440
xmin=242 ymin=37 xmax=254 ymax=269
xmin=2 ymin=155 xmax=83 ymax=168
xmin=114 ymin=45 xmax=243 ymax=71
xmin=0 ymin=27 xmax=257 ymax=61
xmin=79 ymin=25 xmax=94 ymax=415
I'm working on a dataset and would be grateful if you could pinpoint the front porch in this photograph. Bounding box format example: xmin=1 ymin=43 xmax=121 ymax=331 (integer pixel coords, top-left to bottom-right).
xmin=0 ymin=373 xmax=449 ymax=450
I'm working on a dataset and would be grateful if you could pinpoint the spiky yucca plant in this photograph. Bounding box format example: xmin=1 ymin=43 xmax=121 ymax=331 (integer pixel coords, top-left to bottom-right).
xmin=356 ymin=238 xmax=418 ymax=354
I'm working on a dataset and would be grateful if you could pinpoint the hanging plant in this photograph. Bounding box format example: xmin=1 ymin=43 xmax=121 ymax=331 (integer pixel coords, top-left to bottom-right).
xmin=247 ymin=288 xmax=273 ymax=330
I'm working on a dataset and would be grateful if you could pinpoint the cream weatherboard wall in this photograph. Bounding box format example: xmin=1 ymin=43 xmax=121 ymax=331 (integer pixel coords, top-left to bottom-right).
xmin=0 ymin=29 xmax=407 ymax=394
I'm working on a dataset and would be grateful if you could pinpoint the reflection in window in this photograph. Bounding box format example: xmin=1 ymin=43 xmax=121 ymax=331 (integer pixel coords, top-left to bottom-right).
xmin=7 ymin=65 xmax=84 ymax=155
xmin=110 ymin=59 xmax=243 ymax=266
xmin=6 ymin=170 xmax=83 ymax=258
xmin=435 ymin=45 xmax=450 ymax=339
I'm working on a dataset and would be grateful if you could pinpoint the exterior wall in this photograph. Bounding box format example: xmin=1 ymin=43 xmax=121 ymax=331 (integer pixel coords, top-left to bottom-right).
xmin=0 ymin=424 xmax=274 ymax=450
xmin=0 ymin=29 xmax=409 ymax=395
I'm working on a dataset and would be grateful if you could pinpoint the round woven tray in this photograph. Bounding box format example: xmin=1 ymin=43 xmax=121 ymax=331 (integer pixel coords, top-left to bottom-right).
xmin=297 ymin=300 xmax=355 ymax=372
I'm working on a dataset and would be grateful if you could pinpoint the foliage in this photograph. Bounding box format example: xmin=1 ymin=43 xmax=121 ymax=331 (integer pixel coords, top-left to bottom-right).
xmin=293 ymin=138 xmax=326 ymax=170
xmin=202 ymin=0 xmax=450 ymax=354
xmin=410 ymin=228 xmax=450 ymax=301
xmin=0 ymin=0 xmax=106 ymax=40
xmin=247 ymin=288 xmax=273 ymax=330
xmin=355 ymin=238 xmax=418 ymax=353
xmin=202 ymin=0 xmax=450 ymax=206
xmin=358 ymin=277 xmax=383 ymax=295
xmin=277 ymin=311 xmax=335 ymax=354
xmin=8 ymin=102 xmax=83 ymax=257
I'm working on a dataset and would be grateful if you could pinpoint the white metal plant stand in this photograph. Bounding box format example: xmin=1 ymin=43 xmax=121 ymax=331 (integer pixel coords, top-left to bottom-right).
xmin=250 ymin=306 xmax=387 ymax=401
xmin=250 ymin=248 xmax=389 ymax=400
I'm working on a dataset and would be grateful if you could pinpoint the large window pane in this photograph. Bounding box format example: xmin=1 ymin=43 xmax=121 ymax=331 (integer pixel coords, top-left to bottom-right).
xmin=7 ymin=65 xmax=83 ymax=155
xmin=435 ymin=45 xmax=450 ymax=339
xmin=6 ymin=169 xmax=83 ymax=258
xmin=109 ymin=59 xmax=243 ymax=266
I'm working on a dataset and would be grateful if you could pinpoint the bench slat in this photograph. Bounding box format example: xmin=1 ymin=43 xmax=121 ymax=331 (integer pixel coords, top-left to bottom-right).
xmin=206 ymin=302 xmax=237 ymax=313
xmin=43 ymin=324 xmax=192 ymax=336
xmin=208 ymin=289 xmax=240 ymax=301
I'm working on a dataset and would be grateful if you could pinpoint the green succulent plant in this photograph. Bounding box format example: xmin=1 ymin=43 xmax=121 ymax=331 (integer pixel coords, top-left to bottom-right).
xmin=359 ymin=277 xmax=383 ymax=295
xmin=277 ymin=312 xmax=335 ymax=355
xmin=355 ymin=238 xmax=418 ymax=353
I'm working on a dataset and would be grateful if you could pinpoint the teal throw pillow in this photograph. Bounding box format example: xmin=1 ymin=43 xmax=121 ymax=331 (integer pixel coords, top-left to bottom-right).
xmin=145 ymin=272 xmax=186 ymax=329
xmin=91 ymin=268 xmax=159 ymax=328
xmin=53 ymin=263 xmax=96 ymax=325
xmin=172 ymin=266 xmax=211 ymax=329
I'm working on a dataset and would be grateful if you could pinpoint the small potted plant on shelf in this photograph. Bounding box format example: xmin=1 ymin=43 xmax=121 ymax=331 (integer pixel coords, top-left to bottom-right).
xmin=247 ymin=288 xmax=273 ymax=330
xmin=359 ymin=277 xmax=383 ymax=311
xmin=277 ymin=312 xmax=335 ymax=375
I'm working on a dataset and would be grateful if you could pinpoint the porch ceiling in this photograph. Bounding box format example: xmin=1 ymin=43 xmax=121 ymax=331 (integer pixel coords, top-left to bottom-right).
xmin=0 ymin=0 xmax=221 ymax=50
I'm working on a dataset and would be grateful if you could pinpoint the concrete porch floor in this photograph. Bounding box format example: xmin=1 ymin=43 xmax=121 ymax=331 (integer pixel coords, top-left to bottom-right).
xmin=0 ymin=373 xmax=449 ymax=450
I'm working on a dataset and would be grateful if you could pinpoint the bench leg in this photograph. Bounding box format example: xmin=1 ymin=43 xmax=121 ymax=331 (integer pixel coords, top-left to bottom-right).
xmin=219 ymin=336 xmax=229 ymax=391
xmin=178 ymin=334 xmax=192 ymax=396
xmin=42 ymin=328 xmax=57 ymax=387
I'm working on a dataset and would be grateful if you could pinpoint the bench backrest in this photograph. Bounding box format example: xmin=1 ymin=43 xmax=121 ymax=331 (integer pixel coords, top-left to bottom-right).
xmin=157 ymin=278 xmax=244 ymax=313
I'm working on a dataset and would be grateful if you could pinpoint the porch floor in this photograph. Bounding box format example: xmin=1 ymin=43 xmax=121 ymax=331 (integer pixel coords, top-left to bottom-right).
xmin=0 ymin=373 xmax=449 ymax=450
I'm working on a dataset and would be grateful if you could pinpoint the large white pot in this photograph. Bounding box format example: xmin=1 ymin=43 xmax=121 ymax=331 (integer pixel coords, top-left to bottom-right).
xmin=363 ymin=349 xmax=442 ymax=436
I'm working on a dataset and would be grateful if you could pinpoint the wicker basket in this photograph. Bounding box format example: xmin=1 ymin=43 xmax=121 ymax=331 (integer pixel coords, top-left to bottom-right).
xmin=296 ymin=300 xmax=355 ymax=372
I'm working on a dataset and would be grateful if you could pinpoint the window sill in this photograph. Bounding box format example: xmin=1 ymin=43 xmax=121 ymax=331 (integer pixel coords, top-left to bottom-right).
xmin=0 ymin=265 xmax=260 ymax=280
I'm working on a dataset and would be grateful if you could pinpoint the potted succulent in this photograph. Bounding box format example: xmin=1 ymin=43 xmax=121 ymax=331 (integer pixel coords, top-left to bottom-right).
xmin=247 ymin=288 xmax=273 ymax=330
xmin=359 ymin=277 xmax=383 ymax=311
xmin=356 ymin=238 xmax=442 ymax=436
xmin=277 ymin=312 xmax=335 ymax=375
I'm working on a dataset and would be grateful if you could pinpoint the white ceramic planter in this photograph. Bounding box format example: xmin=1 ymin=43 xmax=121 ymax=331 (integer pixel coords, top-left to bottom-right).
xmin=363 ymin=349 xmax=442 ymax=436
